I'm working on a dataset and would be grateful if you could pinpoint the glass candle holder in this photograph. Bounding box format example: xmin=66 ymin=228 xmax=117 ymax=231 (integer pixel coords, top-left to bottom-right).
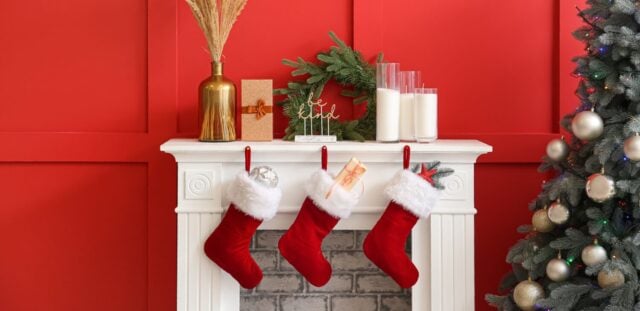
xmin=376 ymin=62 xmax=400 ymax=142
xmin=399 ymin=71 xmax=418 ymax=142
xmin=415 ymin=88 xmax=438 ymax=143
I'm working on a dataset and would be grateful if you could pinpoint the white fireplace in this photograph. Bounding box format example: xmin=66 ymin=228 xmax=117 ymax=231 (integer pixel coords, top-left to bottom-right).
xmin=161 ymin=139 xmax=491 ymax=311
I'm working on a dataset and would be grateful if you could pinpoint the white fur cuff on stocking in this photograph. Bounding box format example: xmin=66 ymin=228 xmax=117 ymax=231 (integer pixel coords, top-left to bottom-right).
xmin=227 ymin=171 xmax=282 ymax=221
xmin=385 ymin=169 xmax=441 ymax=219
xmin=305 ymin=169 xmax=360 ymax=219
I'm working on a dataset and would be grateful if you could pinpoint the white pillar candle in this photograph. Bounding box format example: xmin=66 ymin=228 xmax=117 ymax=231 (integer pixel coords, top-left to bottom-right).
xmin=376 ymin=62 xmax=400 ymax=143
xmin=376 ymin=88 xmax=400 ymax=142
xmin=399 ymin=93 xmax=415 ymax=141
xmin=415 ymin=89 xmax=437 ymax=142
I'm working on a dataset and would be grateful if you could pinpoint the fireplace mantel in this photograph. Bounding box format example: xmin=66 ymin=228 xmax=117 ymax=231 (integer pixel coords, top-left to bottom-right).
xmin=161 ymin=138 xmax=491 ymax=311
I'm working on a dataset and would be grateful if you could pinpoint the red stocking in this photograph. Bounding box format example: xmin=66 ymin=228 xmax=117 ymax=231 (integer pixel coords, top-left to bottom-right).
xmin=204 ymin=170 xmax=281 ymax=289
xmin=363 ymin=167 xmax=441 ymax=288
xmin=279 ymin=169 xmax=360 ymax=287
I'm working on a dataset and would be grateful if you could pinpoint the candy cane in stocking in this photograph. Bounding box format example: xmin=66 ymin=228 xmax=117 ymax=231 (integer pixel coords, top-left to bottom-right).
xmin=204 ymin=147 xmax=282 ymax=289
xmin=363 ymin=146 xmax=442 ymax=288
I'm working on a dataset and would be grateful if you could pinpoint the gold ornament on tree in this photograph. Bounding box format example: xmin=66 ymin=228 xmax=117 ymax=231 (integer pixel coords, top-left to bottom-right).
xmin=186 ymin=0 xmax=248 ymax=142
xmin=571 ymin=108 xmax=603 ymax=141
xmin=598 ymin=269 xmax=625 ymax=289
xmin=546 ymin=253 xmax=570 ymax=282
xmin=586 ymin=170 xmax=616 ymax=203
xmin=623 ymin=133 xmax=640 ymax=161
xmin=581 ymin=240 xmax=607 ymax=267
xmin=513 ymin=278 xmax=545 ymax=311
xmin=532 ymin=207 xmax=555 ymax=233
xmin=546 ymin=137 xmax=569 ymax=161
xmin=547 ymin=200 xmax=570 ymax=225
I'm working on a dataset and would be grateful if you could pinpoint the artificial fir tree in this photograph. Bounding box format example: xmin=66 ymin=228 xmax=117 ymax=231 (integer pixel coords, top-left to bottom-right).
xmin=487 ymin=1 xmax=640 ymax=310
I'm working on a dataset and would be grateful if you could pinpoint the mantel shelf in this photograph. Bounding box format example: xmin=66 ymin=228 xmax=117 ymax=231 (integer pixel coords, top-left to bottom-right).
xmin=161 ymin=139 xmax=492 ymax=164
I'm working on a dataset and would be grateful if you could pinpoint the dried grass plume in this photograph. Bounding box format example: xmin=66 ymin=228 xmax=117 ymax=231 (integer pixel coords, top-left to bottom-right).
xmin=185 ymin=0 xmax=248 ymax=62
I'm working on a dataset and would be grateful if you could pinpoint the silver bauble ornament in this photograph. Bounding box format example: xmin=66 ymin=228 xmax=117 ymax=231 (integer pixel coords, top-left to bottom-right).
xmin=597 ymin=269 xmax=625 ymax=289
xmin=547 ymin=201 xmax=570 ymax=225
xmin=586 ymin=173 xmax=616 ymax=203
xmin=546 ymin=257 xmax=570 ymax=282
xmin=581 ymin=244 xmax=607 ymax=267
xmin=623 ymin=134 xmax=640 ymax=161
xmin=571 ymin=110 xmax=604 ymax=141
xmin=513 ymin=280 xmax=545 ymax=311
xmin=249 ymin=166 xmax=279 ymax=188
xmin=532 ymin=208 xmax=555 ymax=233
xmin=546 ymin=138 xmax=569 ymax=161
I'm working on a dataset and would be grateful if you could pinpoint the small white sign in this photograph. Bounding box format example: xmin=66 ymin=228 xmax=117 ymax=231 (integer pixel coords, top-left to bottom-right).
xmin=294 ymin=135 xmax=338 ymax=143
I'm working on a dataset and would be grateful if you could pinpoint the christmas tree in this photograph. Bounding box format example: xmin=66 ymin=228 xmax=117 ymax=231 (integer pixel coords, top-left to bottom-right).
xmin=486 ymin=1 xmax=640 ymax=310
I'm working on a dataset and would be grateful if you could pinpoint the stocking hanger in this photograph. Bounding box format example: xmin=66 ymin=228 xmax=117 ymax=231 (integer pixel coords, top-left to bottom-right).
xmin=245 ymin=146 xmax=251 ymax=172
xmin=403 ymin=145 xmax=411 ymax=169
xmin=321 ymin=145 xmax=328 ymax=171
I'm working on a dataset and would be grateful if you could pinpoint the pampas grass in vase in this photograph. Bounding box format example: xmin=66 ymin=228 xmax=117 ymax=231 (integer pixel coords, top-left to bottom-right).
xmin=186 ymin=0 xmax=248 ymax=142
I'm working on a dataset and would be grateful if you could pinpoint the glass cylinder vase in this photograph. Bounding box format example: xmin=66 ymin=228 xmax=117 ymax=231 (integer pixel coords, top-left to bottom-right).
xmin=415 ymin=88 xmax=438 ymax=143
xmin=399 ymin=71 xmax=418 ymax=142
xmin=376 ymin=62 xmax=400 ymax=143
xmin=198 ymin=62 xmax=237 ymax=142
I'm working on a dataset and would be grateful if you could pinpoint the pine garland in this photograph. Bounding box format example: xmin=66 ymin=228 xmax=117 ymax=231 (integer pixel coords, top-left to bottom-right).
xmin=275 ymin=32 xmax=382 ymax=141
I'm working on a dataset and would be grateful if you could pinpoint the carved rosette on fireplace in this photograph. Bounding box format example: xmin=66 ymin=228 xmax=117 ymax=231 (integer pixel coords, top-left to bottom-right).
xmin=161 ymin=139 xmax=491 ymax=311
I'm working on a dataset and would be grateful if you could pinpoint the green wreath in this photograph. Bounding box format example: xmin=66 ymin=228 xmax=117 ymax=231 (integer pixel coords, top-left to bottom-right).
xmin=274 ymin=32 xmax=383 ymax=141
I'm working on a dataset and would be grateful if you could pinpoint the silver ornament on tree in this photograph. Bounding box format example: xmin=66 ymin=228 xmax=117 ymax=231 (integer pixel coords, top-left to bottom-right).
xmin=623 ymin=133 xmax=640 ymax=161
xmin=586 ymin=170 xmax=616 ymax=203
xmin=598 ymin=269 xmax=625 ymax=289
xmin=581 ymin=241 xmax=607 ymax=267
xmin=513 ymin=278 xmax=545 ymax=311
xmin=249 ymin=166 xmax=279 ymax=188
xmin=547 ymin=200 xmax=570 ymax=225
xmin=546 ymin=138 xmax=569 ymax=161
xmin=532 ymin=207 xmax=555 ymax=233
xmin=546 ymin=253 xmax=570 ymax=282
xmin=571 ymin=108 xmax=604 ymax=141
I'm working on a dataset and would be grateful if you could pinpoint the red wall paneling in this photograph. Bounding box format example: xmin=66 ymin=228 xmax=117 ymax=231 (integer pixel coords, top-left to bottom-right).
xmin=0 ymin=0 xmax=178 ymax=310
xmin=0 ymin=0 xmax=585 ymax=310
xmin=0 ymin=0 xmax=148 ymax=133
xmin=0 ymin=163 xmax=148 ymax=310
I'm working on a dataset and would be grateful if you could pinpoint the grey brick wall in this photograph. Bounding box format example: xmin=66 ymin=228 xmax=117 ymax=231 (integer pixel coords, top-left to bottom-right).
xmin=241 ymin=230 xmax=411 ymax=311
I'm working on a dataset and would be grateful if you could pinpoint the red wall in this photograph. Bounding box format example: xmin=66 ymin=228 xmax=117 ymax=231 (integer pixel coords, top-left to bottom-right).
xmin=0 ymin=0 xmax=583 ymax=310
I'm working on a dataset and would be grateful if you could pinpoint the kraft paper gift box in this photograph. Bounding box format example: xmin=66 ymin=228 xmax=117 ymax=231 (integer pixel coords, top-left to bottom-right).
xmin=241 ymin=79 xmax=273 ymax=141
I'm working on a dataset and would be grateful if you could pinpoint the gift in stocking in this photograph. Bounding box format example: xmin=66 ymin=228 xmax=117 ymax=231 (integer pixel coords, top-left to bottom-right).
xmin=363 ymin=147 xmax=442 ymax=288
xmin=204 ymin=147 xmax=282 ymax=289
xmin=279 ymin=147 xmax=361 ymax=287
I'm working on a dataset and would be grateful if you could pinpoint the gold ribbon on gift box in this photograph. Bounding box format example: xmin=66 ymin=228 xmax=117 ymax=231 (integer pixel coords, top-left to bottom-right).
xmin=242 ymin=99 xmax=272 ymax=120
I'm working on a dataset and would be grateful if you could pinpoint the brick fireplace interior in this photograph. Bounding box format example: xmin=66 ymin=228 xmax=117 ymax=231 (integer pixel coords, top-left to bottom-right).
xmin=241 ymin=230 xmax=411 ymax=311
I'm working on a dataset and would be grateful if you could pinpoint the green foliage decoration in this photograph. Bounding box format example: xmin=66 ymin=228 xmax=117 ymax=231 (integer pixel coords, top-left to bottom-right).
xmin=274 ymin=32 xmax=383 ymax=141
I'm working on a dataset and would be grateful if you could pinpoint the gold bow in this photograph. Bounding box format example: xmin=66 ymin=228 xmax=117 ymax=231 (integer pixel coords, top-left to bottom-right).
xmin=242 ymin=99 xmax=272 ymax=120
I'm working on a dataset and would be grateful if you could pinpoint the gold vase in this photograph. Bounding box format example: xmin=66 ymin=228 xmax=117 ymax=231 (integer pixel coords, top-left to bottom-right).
xmin=198 ymin=62 xmax=237 ymax=142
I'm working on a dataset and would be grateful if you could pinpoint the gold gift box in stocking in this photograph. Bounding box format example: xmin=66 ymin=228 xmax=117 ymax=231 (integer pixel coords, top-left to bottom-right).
xmin=241 ymin=80 xmax=273 ymax=141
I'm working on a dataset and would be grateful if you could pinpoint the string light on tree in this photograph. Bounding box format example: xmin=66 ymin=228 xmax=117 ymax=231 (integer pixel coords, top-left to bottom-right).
xmin=571 ymin=107 xmax=604 ymax=141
